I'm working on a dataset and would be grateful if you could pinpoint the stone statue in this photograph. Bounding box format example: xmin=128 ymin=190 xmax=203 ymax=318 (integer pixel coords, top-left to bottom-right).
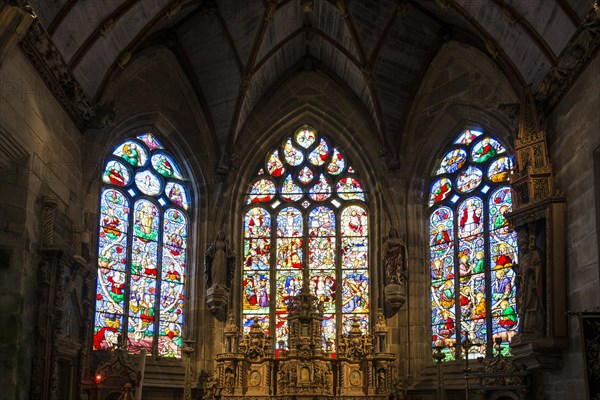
xmin=374 ymin=308 xmax=388 ymax=332
xmin=384 ymin=227 xmax=407 ymax=286
xmin=384 ymin=228 xmax=408 ymax=313
xmin=516 ymin=226 xmax=545 ymax=335
xmin=202 ymin=373 xmax=219 ymax=400
xmin=205 ymin=230 xmax=235 ymax=290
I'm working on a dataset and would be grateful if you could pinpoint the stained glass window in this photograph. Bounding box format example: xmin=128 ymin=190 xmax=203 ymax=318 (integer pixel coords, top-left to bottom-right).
xmin=94 ymin=133 xmax=189 ymax=358
xmin=429 ymin=129 xmax=518 ymax=361
xmin=242 ymin=126 xmax=369 ymax=355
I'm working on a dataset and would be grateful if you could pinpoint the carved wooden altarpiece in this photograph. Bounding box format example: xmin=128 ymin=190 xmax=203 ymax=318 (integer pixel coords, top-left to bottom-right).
xmin=210 ymin=284 xmax=405 ymax=399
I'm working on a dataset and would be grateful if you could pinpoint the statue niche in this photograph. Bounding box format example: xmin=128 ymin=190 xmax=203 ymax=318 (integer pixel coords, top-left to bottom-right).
xmin=205 ymin=230 xmax=236 ymax=315
xmin=515 ymin=225 xmax=546 ymax=336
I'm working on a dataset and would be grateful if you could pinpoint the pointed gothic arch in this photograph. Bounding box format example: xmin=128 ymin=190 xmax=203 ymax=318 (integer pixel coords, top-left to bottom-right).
xmin=93 ymin=132 xmax=191 ymax=358
xmin=428 ymin=128 xmax=519 ymax=361
xmin=240 ymin=125 xmax=371 ymax=354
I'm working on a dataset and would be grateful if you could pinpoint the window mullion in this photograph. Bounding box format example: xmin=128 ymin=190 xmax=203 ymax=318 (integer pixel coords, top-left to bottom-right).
xmin=483 ymin=198 xmax=494 ymax=358
xmin=123 ymin=195 xmax=135 ymax=351
xmin=270 ymin=208 xmax=277 ymax=344
xmin=154 ymin=206 xmax=165 ymax=357
xmin=452 ymin=202 xmax=461 ymax=360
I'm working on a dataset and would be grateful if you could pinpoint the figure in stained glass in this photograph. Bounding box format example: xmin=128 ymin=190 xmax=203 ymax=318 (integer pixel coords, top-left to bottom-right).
xmin=310 ymin=270 xmax=336 ymax=312
xmin=138 ymin=133 xmax=162 ymax=150
xmin=327 ymin=148 xmax=345 ymax=175
xmin=277 ymin=238 xmax=303 ymax=269
xmin=277 ymin=207 xmax=302 ymax=237
xmin=497 ymin=300 xmax=517 ymax=329
xmin=135 ymin=170 xmax=162 ymax=196
xmin=489 ymin=187 xmax=512 ymax=231
xmin=341 ymin=237 xmax=368 ymax=269
xmin=458 ymin=198 xmax=483 ymax=238
xmin=165 ymin=182 xmax=188 ymax=209
xmin=436 ymin=148 xmax=467 ymax=174
xmin=245 ymin=208 xmax=271 ymax=237
xmin=453 ymin=130 xmax=481 ymax=145
xmin=341 ymin=271 xmax=369 ymax=313
xmin=492 ymin=243 xmax=514 ymax=270
xmin=430 ymin=178 xmax=452 ymax=205
xmin=336 ymin=177 xmax=365 ymax=200
xmin=248 ymin=179 xmax=276 ymax=203
xmin=283 ymin=138 xmax=303 ymax=165
xmin=152 ymin=154 xmax=178 ymax=178
xmin=472 ymin=137 xmax=504 ymax=163
xmin=308 ymin=138 xmax=329 ymax=166
xmin=341 ymin=206 xmax=368 ymax=236
xmin=281 ymin=175 xmax=303 ymax=201
xmin=309 ymin=206 xmax=335 ymax=236
xmin=308 ymin=174 xmax=332 ymax=201
xmin=308 ymin=237 xmax=336 ymax=269
xmin=116 ymin=142 xmax=144 ymax=166
xmin=488 ymin=157 xmax=512 ymax=182
xmin=244 ymin=239 xmax=270 ymax=270
xmin=104 ymin=160 xmax=130 ymax=186
xmin=267 ymin=150 xmax=285 ymax=177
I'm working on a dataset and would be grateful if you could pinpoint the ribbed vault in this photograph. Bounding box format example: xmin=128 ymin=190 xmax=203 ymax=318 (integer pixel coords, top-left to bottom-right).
xmin=28 ymin=0 xmax=595 ymax=157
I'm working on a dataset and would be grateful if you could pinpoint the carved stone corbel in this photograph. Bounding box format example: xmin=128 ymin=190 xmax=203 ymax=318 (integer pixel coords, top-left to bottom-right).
xmin=0 ymin=1 xmax=35 ymax=68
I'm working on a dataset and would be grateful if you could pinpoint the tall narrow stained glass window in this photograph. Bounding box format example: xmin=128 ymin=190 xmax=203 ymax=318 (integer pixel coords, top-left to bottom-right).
xmin=429 ymin=129 xmax=518 ymax=361
xmin=243 ymin=126 xmax=369 ymax=354
xmin=94 ymin=133 xmax=189 ymax=358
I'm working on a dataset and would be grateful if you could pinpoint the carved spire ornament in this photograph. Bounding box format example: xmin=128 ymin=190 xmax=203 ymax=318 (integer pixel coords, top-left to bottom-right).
xmin=511 ymin=86 xmax=555 ymax=208
xmin=506 ymin=86 xmax=567 ymax=371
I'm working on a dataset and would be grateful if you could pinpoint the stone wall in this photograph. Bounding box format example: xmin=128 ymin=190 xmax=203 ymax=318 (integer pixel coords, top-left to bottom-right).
xmin=543 ymin=51 xmax=600 ymax=399
xmin=0 ymin=46 xmax=83 ymax=399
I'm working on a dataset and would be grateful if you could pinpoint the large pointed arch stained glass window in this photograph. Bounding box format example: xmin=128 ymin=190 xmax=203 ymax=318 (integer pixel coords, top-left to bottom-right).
xmin=429 ymin=129 xmax=518 ymax=361
xmin=243 ymin=126 xmax=369 ymax=354
xmin=94 ymin=133 xmax=189 ymax=358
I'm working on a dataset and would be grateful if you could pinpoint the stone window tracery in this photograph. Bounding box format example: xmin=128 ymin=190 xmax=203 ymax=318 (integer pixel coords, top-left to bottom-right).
xmin=242 ymin=125 xmax=369 ymax=354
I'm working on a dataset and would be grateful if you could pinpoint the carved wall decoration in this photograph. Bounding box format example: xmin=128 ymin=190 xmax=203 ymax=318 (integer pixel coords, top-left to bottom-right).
xmin=92 ymin=342 xmax=141 ymax=400
xmin=476 ymin=340 xmax=529 ymax=400
xmin=27 ymin=191 xmax=97 ymax=400
xmin=31 ymin=246 xmax=96 ymax=399
xmin=577 ymin=311 xmax=600 ymax=399
xmin=536 ymin=2 xmax=600 ymax=110
xmin=0 ymin=1 xmax=34 ymax=68
xmin=18 ymin=20 xmax=116 ymax=130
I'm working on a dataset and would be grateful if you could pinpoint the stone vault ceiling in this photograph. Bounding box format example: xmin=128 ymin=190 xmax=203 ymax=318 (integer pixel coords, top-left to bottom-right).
xmin=27 ymin=0 xmax=596 ymax=152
